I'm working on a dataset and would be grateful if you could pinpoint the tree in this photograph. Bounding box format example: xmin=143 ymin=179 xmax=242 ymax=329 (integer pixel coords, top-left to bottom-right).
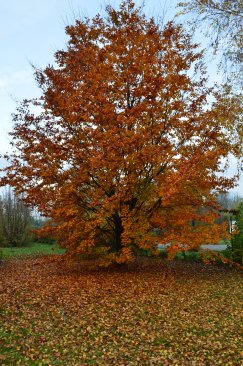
xmin=178 ymin=0 xmax=243 ymax=86
xmin=216 ymin=192 xmax=242 ymax=235
xmin=0 ymin=188 xmax=32 ymax=247
xmin=0 ymin=197 xmax=6 ymax=246
xmin=217 ymin=192 xmax=242 ymax=211
xmin=231 ymin=202 xmax=243 ymax=264
xmin=0 ymin=0 xmax=241 ymax=264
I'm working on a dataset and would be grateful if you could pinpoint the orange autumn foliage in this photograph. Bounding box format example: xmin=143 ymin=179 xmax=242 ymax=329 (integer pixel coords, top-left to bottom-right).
xmin=1 ymin=1 xmax=242 ymax=265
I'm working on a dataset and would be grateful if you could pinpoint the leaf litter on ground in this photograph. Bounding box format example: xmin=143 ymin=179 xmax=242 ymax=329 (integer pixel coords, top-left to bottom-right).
xmin=0 ymin=256 xmax=242 ymax=365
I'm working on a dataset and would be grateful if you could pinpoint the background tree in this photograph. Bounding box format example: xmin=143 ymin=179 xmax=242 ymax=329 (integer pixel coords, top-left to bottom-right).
xmin=216 ymin=192 xmax=242 ymax=236
xmin=0 ymin=188 xmax=32 ymax=247
xmin=0 ymin=196 xmax=6 ymax=246
xmin=178 ymin=0 xmax=243 ymax=86
xmin=1 ymin=0 xmax=241 ymax=265
xmin=217 ymin=192 xmax=242 ymax=211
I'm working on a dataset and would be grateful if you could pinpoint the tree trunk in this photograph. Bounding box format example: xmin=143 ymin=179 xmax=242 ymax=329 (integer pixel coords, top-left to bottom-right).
xmin=112 ymin=212 xmax=123 ymax=252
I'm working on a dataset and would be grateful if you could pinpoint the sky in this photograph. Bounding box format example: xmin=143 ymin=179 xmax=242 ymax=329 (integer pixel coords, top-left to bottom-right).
xmin=0 ymin=0 xmax=242 ymax=196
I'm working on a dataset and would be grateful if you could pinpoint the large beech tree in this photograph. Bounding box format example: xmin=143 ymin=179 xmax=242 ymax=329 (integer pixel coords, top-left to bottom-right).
xmin=1 ymin=1 xmax=242 ymax=264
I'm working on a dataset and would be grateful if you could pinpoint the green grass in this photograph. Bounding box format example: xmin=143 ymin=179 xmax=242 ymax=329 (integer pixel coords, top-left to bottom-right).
xmin=175 ymin=251 xmax=200 ymax=260
xmin=0 ymin=242 xmax=65 ymax=259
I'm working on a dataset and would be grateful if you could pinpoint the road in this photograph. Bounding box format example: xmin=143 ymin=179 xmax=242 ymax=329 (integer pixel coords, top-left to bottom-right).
xmin=157 ymin=244 xmax=227 ymax=252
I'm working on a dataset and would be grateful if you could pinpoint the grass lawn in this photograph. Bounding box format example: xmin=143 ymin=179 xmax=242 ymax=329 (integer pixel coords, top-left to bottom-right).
xmin=0 ymin=256 xmax=242 ymax=365
xmin=0 ymin=242 xmax=65 ymax=259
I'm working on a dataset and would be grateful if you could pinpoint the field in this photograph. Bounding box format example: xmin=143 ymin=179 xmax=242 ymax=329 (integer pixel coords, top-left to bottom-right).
xmin=0 ymin=252 xmax=242 ymax=366
xmin=0 ymin=243 xmax=65 ymax=259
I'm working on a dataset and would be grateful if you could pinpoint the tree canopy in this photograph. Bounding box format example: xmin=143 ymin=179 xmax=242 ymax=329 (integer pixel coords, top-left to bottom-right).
xmin=1 ymin=0 xmax=242 ymax=265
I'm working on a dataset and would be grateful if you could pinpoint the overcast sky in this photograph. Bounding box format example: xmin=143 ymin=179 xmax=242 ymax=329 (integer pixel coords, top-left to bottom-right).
xmin=0 ymin=0 xmax=242 ymax=196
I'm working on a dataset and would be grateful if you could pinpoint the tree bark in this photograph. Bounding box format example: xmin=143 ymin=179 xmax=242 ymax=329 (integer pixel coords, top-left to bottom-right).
xmin=112 ymin=212 xmax=123 ymax=252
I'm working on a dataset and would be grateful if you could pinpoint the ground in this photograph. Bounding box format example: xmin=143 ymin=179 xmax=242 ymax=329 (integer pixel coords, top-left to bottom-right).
xmin=0 ymin=255 xmax=242 ymax=365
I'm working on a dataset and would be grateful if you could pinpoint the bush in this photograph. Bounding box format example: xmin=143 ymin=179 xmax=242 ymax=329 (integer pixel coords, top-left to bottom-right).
xmin=175 ymin=251 xmax=200 ymax=261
